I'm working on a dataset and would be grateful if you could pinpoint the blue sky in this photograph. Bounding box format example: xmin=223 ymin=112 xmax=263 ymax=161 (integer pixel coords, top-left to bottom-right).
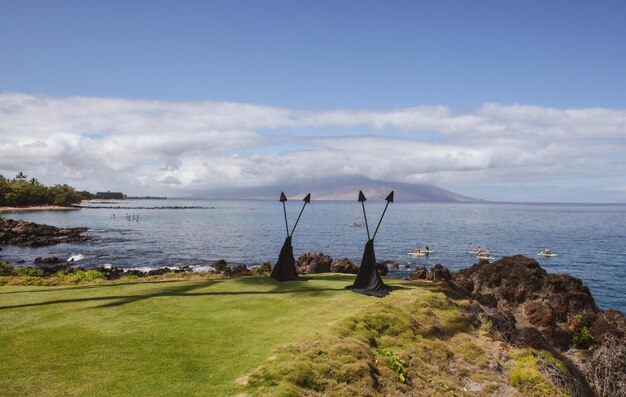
xmin=1 ymin=1 xmax=626 ymax=202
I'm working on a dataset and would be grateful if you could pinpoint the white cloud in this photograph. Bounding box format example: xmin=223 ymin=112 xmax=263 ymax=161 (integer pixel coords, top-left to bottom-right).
xmin=1 ymin=92 xmax=625 ymax=201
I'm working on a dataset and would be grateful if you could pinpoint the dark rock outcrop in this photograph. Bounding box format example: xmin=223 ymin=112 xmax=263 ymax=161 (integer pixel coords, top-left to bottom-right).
xmin=212 ymin=259 xmax=229 ymax=273
xmin=379 ymin=260 xmax=399 ymax=270
xmin=122 ymin=269 xmax=146 ymax=278
xmin=376 ymin=262 xmax=389 ymax=276
xmin=428 ymin=264 xmax=451 ymax=281
xmin=409 ymin=266 xmax=428 ymax=280
xmin=590 ymin=309 xmax=626 ymax=344
xmin=296 ymin=252 xmax=332 ymax=274
xmin=452 ymin=255 xmax=624 ymax=351
xmin=209 ymin=259 xmax=251 ymax=276
xmin=331 ymin=258 xmax=359 ymax=274
xmin=454 ymin=256 xmax=626 ymax=397
xmin=408 ymin=264 xmax=451 ymax=281
xmin=251 ymin=262 xmax=273 ymax=275
xmin=226 ymin=265 xmax=251 ymax=276
xmin=147 ymin=268 xmax=172 ymax=276
xmin=36 ymin=263 xmax=77 ymax=276
xmin=94 ymin=265 xmax=198 ymax=280
xmin=34 ymin=256 xmax=66 ymax=265
xmin=0 ymin=218 xmax=93 ymax=247
xmin=455 ymin=255 xmax=598 ymax=317
xmin=95 ymin=266 xmax=127 ymax=280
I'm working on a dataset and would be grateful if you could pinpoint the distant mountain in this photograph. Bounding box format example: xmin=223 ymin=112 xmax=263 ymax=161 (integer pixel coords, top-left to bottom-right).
xmin=205 ymin=176 xmax=481 ymax=202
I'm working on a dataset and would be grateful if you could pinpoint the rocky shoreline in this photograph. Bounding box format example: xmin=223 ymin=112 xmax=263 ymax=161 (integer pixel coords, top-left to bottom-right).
xmin=0 ymin=205 xmax=78 ymax=213
xmin=1 ymin=253 xmax=624 ymax=395
xmin=0 ymin=218 xmax=94 ymax=246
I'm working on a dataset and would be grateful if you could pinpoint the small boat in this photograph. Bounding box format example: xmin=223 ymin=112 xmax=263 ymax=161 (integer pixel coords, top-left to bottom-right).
xmin=422 ymin=249 xmax=436 ymax=253
xmin=407 ymin=252 xmax=428 ymax=257
xmin=477 ymin=255 xmax=494 ymax=260
xmin=538 ymin=252 xmax=558 ymax=257
xmin=350 ymin=221 xmax=366 ymax=227
xmin=468 ymin=251 xmax=477 ymax=254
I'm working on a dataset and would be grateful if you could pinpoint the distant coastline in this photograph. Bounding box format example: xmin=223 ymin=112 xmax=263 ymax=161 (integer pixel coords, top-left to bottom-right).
xmin=126 ymin=196 xmax=167 ymax=200
xmin=0 ymin=205 xmax=78 ymax=213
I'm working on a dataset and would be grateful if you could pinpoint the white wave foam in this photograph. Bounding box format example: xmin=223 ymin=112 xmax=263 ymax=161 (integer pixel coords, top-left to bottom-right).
xmin=190 ymin=265 xmax=214 ymax=272
xmin=118 ymin=264 xmax=220 ymax=273
xmin=67 ymin=253 xmax=85 ymax=262
xmin=126 ymin=266 xmax=159 ymax=273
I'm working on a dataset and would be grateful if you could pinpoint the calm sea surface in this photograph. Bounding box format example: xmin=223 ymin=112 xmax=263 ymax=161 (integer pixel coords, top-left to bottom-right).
xmin=1 ymin=199 xmax=624 ymax=312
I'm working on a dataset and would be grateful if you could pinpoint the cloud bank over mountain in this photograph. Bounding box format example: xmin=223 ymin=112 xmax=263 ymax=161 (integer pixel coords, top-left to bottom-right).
xmin=1 ymin=92 xmax=625 ymax=202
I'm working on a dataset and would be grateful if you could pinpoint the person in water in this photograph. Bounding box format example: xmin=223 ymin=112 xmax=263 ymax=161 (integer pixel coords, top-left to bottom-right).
xmin=476 ymin=246 xmax=482 ymax=256
xmin=469 ymin=242 xmax=474 ymax=251
xmin=486 ymin=248 xmax=491 ymax=256
xmin=543 ymin=248 xmax=552 ymax=255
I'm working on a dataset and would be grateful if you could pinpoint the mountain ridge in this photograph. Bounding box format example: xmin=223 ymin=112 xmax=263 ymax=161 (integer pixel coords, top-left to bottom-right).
xmin=200 ymin=176 xmax=482 ymax=202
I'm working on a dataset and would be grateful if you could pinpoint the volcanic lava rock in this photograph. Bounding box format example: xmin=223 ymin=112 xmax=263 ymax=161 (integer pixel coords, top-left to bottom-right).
xmin=409 ymin=266 xmax=428 ymax=280
xmin=212 ymin=259 xmax=229 ymax=273
xmin=296 ymin=252 xmax=332 ymax=274
xmin=147 ymin=268 xmax=172 ymax=276
xmin=408 ymin=264 xmax=451 ymax=281
xmin=330 ymin=258 xmax=359 ymax=274
xmin=379 ymin=260 xmax=400 ymax=270
xmin=376 ymin=262 xmax=389 ymax=276
xmin=34 ymin=256 xmax=66 ymax=265
xmin=452 ymin=255 xmax=624 ymax=351
xmin=428 ymin=264 xmax=452 ymax=281
xmin=0 ymin=218 xmax=93 ymax=247
xmin=227 ymin=265 xmax=251 ymax=276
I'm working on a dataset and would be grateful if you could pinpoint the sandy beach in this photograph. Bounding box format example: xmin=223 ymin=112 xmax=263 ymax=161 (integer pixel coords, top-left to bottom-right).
xmin=0 ymin=205 xmax=78 ymax=213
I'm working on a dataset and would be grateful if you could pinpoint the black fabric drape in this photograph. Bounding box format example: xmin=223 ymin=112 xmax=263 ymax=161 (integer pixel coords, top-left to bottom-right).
xmin=346 ymin=239 xmax=391 ymax=297
xmin=270 ymin=236 xmax=303 ymax=281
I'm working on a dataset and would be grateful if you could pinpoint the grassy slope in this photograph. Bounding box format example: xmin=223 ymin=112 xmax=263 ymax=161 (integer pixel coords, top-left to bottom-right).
xmin=0 ymin=275 xmax=403 ymax=396
xmin=0 ymin=275 xmax=569 ymax=396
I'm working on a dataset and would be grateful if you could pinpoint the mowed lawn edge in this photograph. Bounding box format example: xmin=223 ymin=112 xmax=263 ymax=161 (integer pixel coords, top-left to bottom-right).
xmin=0 ymin=274 xmax=419 ymax=396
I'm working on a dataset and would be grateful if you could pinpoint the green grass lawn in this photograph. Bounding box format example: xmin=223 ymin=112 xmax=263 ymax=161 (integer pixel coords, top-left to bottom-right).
xmin=0 ymin=274 xmax=419 ymax=396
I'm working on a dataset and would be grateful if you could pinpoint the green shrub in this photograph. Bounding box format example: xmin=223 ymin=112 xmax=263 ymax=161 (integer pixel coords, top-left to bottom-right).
xmin=0 ymin=260 xmax=16 ymax=276
xmin=510 ymin=350 xmax=569 ymax=396
xmin=0 ymin=262 xmax=43 ymax=277
xmin=15 ymin=267 xmax=44 ymax=276
xmin=82 ymin=270 xmax=105 ymax=280
xmin=569 ymin=315 xmax=593 ymax=348
xmin=16 ymin=275 xmax=59 ymax=286
xmin=60 ymin=270 xmax=105 ymax=284
xmin=378 ymin=348 xmax=408 ymax=383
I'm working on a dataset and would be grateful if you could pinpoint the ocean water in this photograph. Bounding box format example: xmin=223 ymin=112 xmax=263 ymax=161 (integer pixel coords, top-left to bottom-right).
xmin=1 ymin=199 xmax=624 ymax=312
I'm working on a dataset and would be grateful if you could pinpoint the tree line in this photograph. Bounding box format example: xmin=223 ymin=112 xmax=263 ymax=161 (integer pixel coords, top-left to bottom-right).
xmin=0 ymin=172 xmax=94 ymax=207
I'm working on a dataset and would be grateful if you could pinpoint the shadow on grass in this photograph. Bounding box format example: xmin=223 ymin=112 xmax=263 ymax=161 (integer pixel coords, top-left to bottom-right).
xmin=0 ymin=281 xmax=218 ymax=310
xmin=0 ymin=279 xmax=208 ymax=295
xmin=0 ymin=276 xmax=373 ymax=310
